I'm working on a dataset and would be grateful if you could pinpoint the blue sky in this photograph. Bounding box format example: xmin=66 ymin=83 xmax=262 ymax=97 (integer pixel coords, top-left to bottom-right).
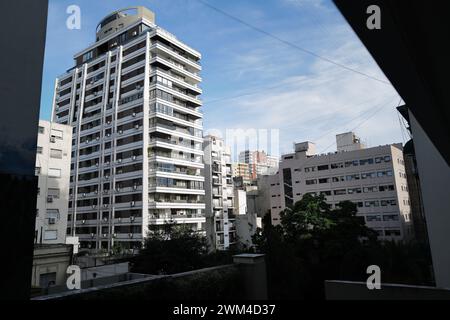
xmin=40 ymin=0 xmax=403 ymax=157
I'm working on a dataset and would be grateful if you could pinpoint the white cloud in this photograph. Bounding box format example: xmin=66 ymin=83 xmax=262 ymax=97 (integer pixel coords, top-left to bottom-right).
xmin=203 ymin=18 xmax=402 ymax=157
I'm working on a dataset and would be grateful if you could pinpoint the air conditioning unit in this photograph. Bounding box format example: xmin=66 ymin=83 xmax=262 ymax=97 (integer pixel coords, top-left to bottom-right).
xmin=116 ymin=187 xmax=121 ymax=192
xmin=117 ymin=159 xmax=122 ymax=163
xmin=94 ymin=190 xmax=98 ymax=194
xmin=96 ymin=136 xmax=100 ymax=141
xmin=135 ymin=124 xmax=139 ymax=129
xmin=92 ymin=204 xmax=96 ymax=209
xmin=103 ymin=233 xmax=107 ymax=238
xmin=132 ymin=31 xmax=138 ymax=36
xmin=130 ymin=216 xmax=135 ymax=222
xmin=48 ymin=218 xmax=56 ymax=225
xmin=82 ymin=193 xmax=87 ymax=197
xmin=107 ymin=120 xmax=111 ymax=124
xmin=113 ymin=233 xmax=117 ymax=238
xmin=132 ymin=155 xmax=137 ymax=161
xmin=106 ymin=133 xmax=111 ymax=137
xmin=117 ymin=217 xmax=122 ymax=222
xmin=130 ymin=201 xmax=135 ymax=207
xmin=133 ymin=184 xmax=137 ymax=190
xmin=50 ymin=136 xmax=56 ymax=143
xmin=82 ymin=219 xmax=86 ymax=224
xmin=118 ymin=130 xmax=123 ymax=134
xmin=95 ymin=163 xmax=99 ymax=167
xmin=128 ymin=233 xmax=133 ymax=238
xmin=105 ymin=175 xmax=110 ymax=180
xmin=103 ymin=217 xmax=108 ymax=222
xmin=132 ymin=112 xmax=136 ymax=117
xmin=91 ymin=233 xmax=95 ymax=238
xmin=47 ymin=196 xmax=53 ymax=203
xmin=85 ymin=140 xmax=90 ymax=144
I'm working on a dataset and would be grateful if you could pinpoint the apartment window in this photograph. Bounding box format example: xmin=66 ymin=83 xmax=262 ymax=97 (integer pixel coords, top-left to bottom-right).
xmin=383 ymin=214 xmax=399 ymax=221
xmin=346 ymin=174 xmax=360 ymax=181
xmin=366 ymin=215 xmax=382 ymax=222
xmin=318 ymin=178 xmax=330 ymax=184
xmin=347 ymin=187 xmax=361 ymax=194
xmin=363 ymin=186 xmax=378 ymax=193
xmin=379 ymin=185 xmax=395 ymax=192
xmin=330 ymin=163 xmax=343 ymax=169
xmin=44 ymin=230 xmax=58 ymax=240
xmin=304 ymin=167 xmax=316 ymax=173
xmin=50 ymin=129 xmax=63 ymax=140
xmin=334 ymin=189 xmax=346 ymax=196
xmin=48 ymin=168 xmax=61 ymax=178
xmin=332 ymin=176 xmax=345 ymax=182
xmin=35 ymin=167 xmax=41 ymax=176
xmin=50 ymin=149 xmax=63 ymax=159
xmin=38 ymin=126 xmax=45 ymax=134
xmin=317 ymin=165 xmax=329 ymax=171
xmin=36 ymin=146 xmax=43 ymax=154
xmin=305 ymin=179 xmax=317 ymax=185
xmin=365 ymin=200 xmax=380 ymax=207
xmin=377 ymin=170 xmax=393 ymax=177
xmin=48 ymin=188 xmax=60 ymax=199
xmin=360 ymin=158 xmax=374 ymax=166
xmin=361 ymin=172 xmax=376 ymax=179
xmin=82 ymin=50 xmax=93 ymax=62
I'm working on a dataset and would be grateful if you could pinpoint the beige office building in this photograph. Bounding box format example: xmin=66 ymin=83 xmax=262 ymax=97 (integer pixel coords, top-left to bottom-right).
xmin=269 ymin=132 xmax=413 ymax=241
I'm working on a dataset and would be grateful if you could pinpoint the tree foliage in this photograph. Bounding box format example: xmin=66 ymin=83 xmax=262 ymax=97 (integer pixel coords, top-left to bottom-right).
xmin=253 ymin=194 xmax=433 ymax=299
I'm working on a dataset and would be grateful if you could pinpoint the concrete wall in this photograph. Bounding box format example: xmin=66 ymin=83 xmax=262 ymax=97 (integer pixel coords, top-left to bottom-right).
xmin=325 ymin=280 xmax=450 ymax=300
xmin=409 ymin=111 xmax=450 ymax=288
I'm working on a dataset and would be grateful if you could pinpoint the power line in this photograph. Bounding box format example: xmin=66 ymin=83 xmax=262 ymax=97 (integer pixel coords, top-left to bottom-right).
xmin=196 ymin=0 xmax=392 ymax=86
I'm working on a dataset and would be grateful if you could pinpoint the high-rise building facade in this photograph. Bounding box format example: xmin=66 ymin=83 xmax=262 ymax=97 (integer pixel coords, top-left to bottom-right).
xmin=238 ymin=150 xmax=278 ymax=180
xmin=51 ymin=7 xmax=205 ymax=251
xmin=35 ymin=120 xmax=72 ymax=244
xmin=203 ymin=136 xmax=237 ymax=250
xmin=269 ymin=132 xmax=413 ymax=241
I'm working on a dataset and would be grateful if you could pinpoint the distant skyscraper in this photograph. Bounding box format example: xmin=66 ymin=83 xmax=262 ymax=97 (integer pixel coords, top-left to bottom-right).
xmin=238 ymin=150 xmax=278 ymax=180
xmin=269 ymin=132 xmax=413 ymax=241
xmin=52 ymin=7 xmax=205 ymax=251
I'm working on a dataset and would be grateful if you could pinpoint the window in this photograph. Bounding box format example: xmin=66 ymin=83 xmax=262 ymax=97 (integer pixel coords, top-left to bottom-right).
xmin=320 ymin=191 xmax=332 ymax=196
xmin=44 ymin=230 xmax=58 ymax=240
xmin=365 ymin=200 xmax=379 ymax=207
xmin=82 ymin=50 xmax=93 ymax=62
xmin=383 ymin=214 xmax=399 ymax=221
xmin=332 ymin=176 xmax=345 ymax=182
xmin=334 ymin=189 xmax=346 ymax=196
xmin=363 ymin=186 xmax=378 ymax=193
xmin=304 ymin=166 xmax=316 ymax=173
xmin=379 ymin=184 xmax=395 ymax=192
xmin=360 ymin=158 xmax=374 ymax=165
xmin=366 ymin=215 xmax=381 ymax=222
xmin=35 ymin=167 xmax=41 ymax=176
xmin=36 ymin=146 xmax=43 ymax=154
xmin=48 ymin=168 xmax=61 ymax=178
xmin=346 ymin=174 xmax=360 ymax=181
xmin=38 ymin=126 xmax=45 ymax=134
xmin=50 ymin=149 xmax=63 ymax=159
xmin=317 ymin=165 xmax=329 ymax=171
xmin=305 ymin=179 xmax=317 ymax=185
xmin=50 ymin=129 xmax=63 ymax=140
xmin=331 ymin=163 xmax=344 ymax=169
xmin=347 ymin=187 xmax=361 ymax=194
xmin=48 ymin=188 xmax=60 ymax=199
xmin=318 ymin=178 xmax=330 ymax=184
xmin=361 ymin=172 xmax=376 ymax=179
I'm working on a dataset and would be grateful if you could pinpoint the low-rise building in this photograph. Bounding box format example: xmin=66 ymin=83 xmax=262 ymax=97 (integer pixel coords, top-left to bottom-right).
xmin=35 ymin=120 xmax=72 ymax=244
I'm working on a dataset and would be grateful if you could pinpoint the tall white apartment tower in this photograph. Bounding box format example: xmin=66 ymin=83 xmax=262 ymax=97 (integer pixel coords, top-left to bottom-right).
xmin=203 ymin=136 xmax=237 ymax=250
xmin=35 ymin=120 xmax=72 ymax=244
xmin=269 ymin=132 xmax=413 ymax=241
xmin=51 ymin=7 xmax=205 ymax=252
